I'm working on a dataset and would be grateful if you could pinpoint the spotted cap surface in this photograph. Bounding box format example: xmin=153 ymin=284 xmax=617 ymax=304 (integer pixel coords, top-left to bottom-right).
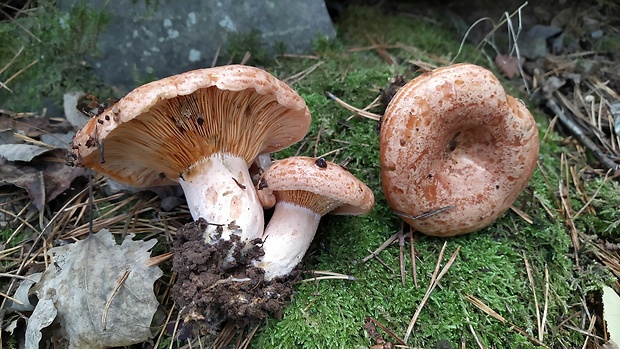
xmin=380 ymin=63 xmax=539 ymax=236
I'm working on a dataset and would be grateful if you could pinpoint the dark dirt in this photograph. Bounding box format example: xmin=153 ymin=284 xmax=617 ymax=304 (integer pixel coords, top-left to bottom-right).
xmin=172 ymin=218 xmax=299 ymax=333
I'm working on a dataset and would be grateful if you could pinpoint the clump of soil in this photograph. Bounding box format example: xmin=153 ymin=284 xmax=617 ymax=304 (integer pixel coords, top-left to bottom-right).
xmin=172 ymin=219 xmax=298 ymax=331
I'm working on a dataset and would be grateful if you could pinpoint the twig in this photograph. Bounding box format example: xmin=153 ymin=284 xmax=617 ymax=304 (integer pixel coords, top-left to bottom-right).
xmin=466 ymin=294 xmax=551 ymax=348
xmin=283 ymin=61 xmax=324 ymax=85
xmin=580 ymin=315 xmax=597 ymax=349
xmin=542 ymin=265 xmax=549 ymax=343
xmin=367 ymin=248 xmax=395 ymax=273
xmin=409 ymin=227 xmax=418 ymax=288
xmin=362 ymin=231 xmax=400 ymax=263
xmin=398 ymin=228 xmax=406 ymax=286
xmin=0 ymin=7 xmax=40 ymax=42
xmin=239 ymin=51 xmax=251 ymax=65
xmin=0 ymin=290 xmax=23 ymax=305
xmin=301 ymin=270 xmax=357 ymax=282
xmin=523 ymin=253 xmax=542 ymax=341
xmin=392 ymin=205 xmax=454 ymax=222
xmin=2 ymin=59 xmax=39 ymax=88
xmin=325 ymin=92 xmax=382 ymax=121
xmin=469 ymin=322 xmax=487 ymax=349
xmin=558 ymin=154 xmax=580 ymax=267
xmin=239 ymin=322 xmax=260 ymax=349
xmin=573 ymin=169 xmax=612 ymax=220
xmin=169 ymin=309 xmax=182 ymax=349
xmin=146 ymin=252 xmax=173 ymax=267
xmin=546 ymin=98 xmax=619 ymax=174
xmin=205 ymin=276 xmax=251 ymax=292
xmin=0 ymin=273 xmax=38 ymax=281
xmin=367 ymin=317 xmax=407 ymax=346
xmin=211 ymin=320 xmax=238 ymax=349
xmin=404 ymin=242 xmax=461 ymax=342
xmin=102 ymin=268 xmax=131 ymax=331
xmin=510 ymin=205 xmax=533 ymax=224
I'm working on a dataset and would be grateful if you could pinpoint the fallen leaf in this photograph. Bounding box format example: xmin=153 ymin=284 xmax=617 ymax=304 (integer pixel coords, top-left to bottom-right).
xmin=603 ymin=286 xmax=620 ymax=346
xmin=0 ymin=144 xmax=50 ymax=162
xmin=29 ymin=229 xmax=162 ymax=349
xmin=63 ymin=91 xmax=90 ymax=129
xmin=0 ymin=149 xmax=84 ymax=211
xmin=25 ymin=298 xmax=57 ymax=349
xmin=0 ymin=112 xmax=73 ymax=141
xmin=8 ymin=272 xmax=42 ymax=312
xmin=5 ymin=319 xmax=19 ymax=335
xmin=40 ymin=132 xmax=74 ymax=149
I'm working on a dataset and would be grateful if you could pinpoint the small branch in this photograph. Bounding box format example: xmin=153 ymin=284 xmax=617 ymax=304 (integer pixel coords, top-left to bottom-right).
xmin=409 ymin=228 xmax=418 ymax=288
xmin=325 ymin=91 xmax=382 ymax=121
xmin=546 ymin=98 xmax=619 ymax=174
xmin=102 ymin=268 xmax=131 ymax=331
xmin=301 ymin=270 xmax=357 ymax=282
xmin=392 ymin=205 xmax=454 ymax=222
xmin=398 ymin=228 xmax=406 ymax=286
xmin=362 ymin=231 xmax=400 ymax=263
xmin=367 ymin=248 xmax=395 ymax=273
xmin=404 ymin=242 xmax=461 ymax=342
xmin=523 ymin=253 xmax=542 ymax=341
xmin=466 ymin=294 xmax=551 ymax=348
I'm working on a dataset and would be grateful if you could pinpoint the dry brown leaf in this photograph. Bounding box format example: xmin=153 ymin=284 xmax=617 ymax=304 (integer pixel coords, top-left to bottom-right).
xmin=0 ymin=112 xmax=73 ymax=141
xmin=28 ymin=229 xmax=163 ymax=349
xmin=0 ymin=149 xmax=84 ymax=211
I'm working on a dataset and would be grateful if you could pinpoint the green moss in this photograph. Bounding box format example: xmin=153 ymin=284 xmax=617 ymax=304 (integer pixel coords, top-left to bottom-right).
xmin=253 ymin=6 xmax=613 ymax=348
xmin=225 ymin=29 xmax=271 ymax=66
xmin=0 ymin=0 xmax=113 ymax=111
xmin=1 ymin=3 xmax=616 ymax=348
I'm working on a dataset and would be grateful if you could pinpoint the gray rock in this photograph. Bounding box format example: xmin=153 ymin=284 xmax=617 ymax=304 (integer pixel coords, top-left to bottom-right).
xmin=59 ymin=0 xmax=335 ymax=92
xmin=518 ymin=24 xmax=563 ymax=59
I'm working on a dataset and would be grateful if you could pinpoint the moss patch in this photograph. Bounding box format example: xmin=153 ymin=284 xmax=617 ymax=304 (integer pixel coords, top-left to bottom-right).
xmin=1 ymin=3 xmax=617 ymax=348
xmin=252 ymin=6 xmax=614 ymax=349
xmin=0 ymin=0 xmax=113 ymax=111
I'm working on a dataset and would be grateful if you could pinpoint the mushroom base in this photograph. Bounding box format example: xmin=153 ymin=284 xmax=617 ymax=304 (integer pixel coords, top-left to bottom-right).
xmin=180 ymin=153 xmax=264 ymax=244
xmin=172 ymin=219 xmax=298 ymax=331
xmin=256 ymin=202 xmax=321 ymax=281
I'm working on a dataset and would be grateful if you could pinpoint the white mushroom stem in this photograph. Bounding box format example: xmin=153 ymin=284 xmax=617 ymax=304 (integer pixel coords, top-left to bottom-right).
xmin=180 ymin=153 xmax=264 ymax=244
xmin=255 ymin=202 xmax=321 ymax=281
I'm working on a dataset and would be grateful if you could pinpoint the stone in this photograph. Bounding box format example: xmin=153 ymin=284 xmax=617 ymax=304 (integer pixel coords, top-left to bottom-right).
xmin=58 ymin=0 xmax=335 ymax=92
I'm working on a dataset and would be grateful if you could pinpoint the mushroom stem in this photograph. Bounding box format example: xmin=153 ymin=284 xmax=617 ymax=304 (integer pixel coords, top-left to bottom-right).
xmin=180 ymin=153 xmax=264 ymax=243
xmin=255 ymin=202 xmax=321 ymax=281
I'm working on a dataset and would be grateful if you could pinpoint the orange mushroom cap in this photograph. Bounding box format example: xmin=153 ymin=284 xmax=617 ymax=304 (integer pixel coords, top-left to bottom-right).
xmin=257 ymin=156 xmax=375 ymax=216
xmin=380 ymin=63 xmax=539 ymax=237
xmin=70 ymin=65 xmax=311 ymax=187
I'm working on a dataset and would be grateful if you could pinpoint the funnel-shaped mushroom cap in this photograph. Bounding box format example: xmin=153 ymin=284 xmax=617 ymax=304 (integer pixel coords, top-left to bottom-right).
xmin=380 ymin=63 xmax=539 ymax=236
xmin=69 ymin=65 xmax=311 ymax=187
xmin=258 ymin=156 xmax=375 ymax=215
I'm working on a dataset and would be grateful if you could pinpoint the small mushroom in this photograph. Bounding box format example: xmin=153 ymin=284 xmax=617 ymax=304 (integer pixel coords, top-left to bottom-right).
xmin=255 ymin=156 xmax=374 ymax=280
xmin=70 ymin=65 xmax=311 ymax=243
xmin=380 ymin=63 xmax=539 ymax=237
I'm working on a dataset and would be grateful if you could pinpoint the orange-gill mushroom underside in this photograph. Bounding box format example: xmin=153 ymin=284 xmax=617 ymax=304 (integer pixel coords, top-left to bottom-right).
xmin=78 ymin=87 xmax=305 ymax=187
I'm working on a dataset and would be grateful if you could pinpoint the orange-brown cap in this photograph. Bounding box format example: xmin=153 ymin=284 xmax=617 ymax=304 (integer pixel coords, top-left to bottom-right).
xmin=380 ymin=63 xmax=539 ymax=236
xmin=69 ymin=65 xmax=311 ymax=187
xmin=257 ymin=156 xmax=375 ymax=216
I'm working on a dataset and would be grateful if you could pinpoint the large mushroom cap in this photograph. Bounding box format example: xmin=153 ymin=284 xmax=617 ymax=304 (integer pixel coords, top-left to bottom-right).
xmin=70 ymin=65 xmax=311 ymax=187
xmin=258 ymin=156 xmax=375 ymax=215
xmin=380 ymin=63 xmax=539 ymax=237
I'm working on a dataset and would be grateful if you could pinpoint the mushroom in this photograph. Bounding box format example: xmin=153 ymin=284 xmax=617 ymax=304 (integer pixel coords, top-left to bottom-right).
xmin=255 ymin=156 xmax=374 ymax=280
xmin=380 ymin=63 xmax=539 ymax=237
xmin=69 ymin=65 xmax=311 ymax=243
